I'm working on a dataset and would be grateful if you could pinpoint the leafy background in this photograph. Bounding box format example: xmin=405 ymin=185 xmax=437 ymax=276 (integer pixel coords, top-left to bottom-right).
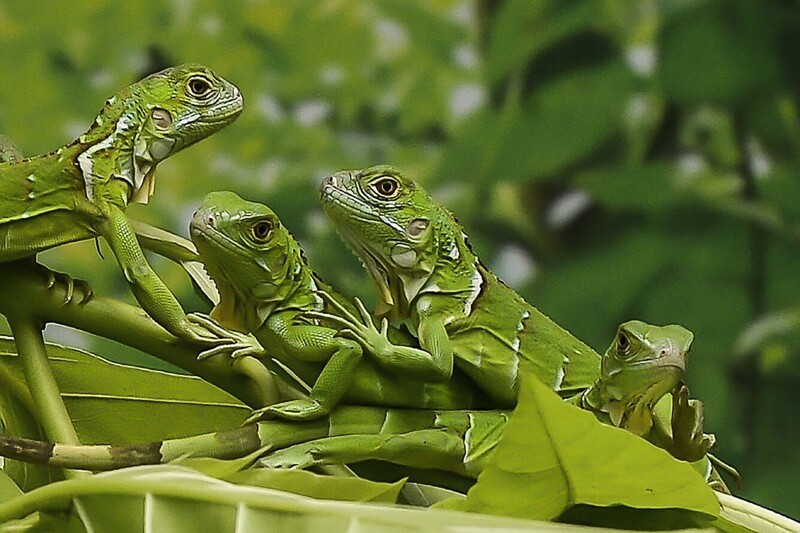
xmin=0 ymin=0 xmax=797 ymax=520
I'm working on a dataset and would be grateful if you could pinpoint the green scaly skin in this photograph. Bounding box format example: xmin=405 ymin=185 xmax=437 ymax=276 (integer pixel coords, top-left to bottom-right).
xmin=0 ymin=321 xmax=704 ymax=482
xmin=0 ymin=65 xmax=243 ymax=343
xmin=259 ymin=320 xmax=698 ymax=473
xmin=318 ymin=166 xmax=601 ymax=407
xmin=189 ymin=191 xmax=490 ymax=420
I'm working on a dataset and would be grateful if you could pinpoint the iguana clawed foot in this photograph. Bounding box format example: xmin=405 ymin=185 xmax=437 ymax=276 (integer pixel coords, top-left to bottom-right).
xmin=669 ymin=383 xmax=715 ymax=462
xmin=669 ymin=383 xmax=743 ymax=488
xmin=308 ymin=294 xmax=393 ymax=358
xmin=246 ymin=399 xmax=327 ymax=423
xmin=186 ymin=313 xmax=262 ymax=358
xmin=42 ymin=268 xmax=93 ymax=306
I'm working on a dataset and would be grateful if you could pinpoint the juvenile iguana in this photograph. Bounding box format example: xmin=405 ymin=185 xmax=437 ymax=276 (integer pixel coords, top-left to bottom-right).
xmin=317 ymin=166 xmax=600 ymax=407
xmin=189 ymin=191 xmax=489 ymax=419
xmin=0 ymin=65 xmax=242 ymax=343
xmin=0 ymin=321 xmax=702 ymax=478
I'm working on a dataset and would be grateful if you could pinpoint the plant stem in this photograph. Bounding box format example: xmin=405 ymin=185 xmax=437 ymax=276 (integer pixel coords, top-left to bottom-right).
xmin=6 ymin=315 xmax=88 ymax=480
xmin=6 ymin=317 xmax=78 ymax=445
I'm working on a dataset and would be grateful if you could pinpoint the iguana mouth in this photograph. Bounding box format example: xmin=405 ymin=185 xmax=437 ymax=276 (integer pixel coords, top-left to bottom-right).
xmin=190 ymin=209 xmax=251 ymax=261
xmin=203 ymin=86 xmax=243 ymax=122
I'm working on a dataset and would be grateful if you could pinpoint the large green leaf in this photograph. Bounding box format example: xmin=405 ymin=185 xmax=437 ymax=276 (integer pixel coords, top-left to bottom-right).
xmin=225 ymin=468 xmax=404 ymax=504
xmin=463 ymin=375 xmax=719 ymax=522
xmin=0 ymin=336 xmax=248 ymax=445
xmin=0 ymin=465 xmax=578 ymax=532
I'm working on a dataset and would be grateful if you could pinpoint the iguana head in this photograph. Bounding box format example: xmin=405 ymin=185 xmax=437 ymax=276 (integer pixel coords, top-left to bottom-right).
xmin=589 ymin=320 xmax=693 ymax=435
xmin=190 ymin=191 xmax=304 ymax=332
xmin=320 ymin=166 xmax=471 ymax=319
xmin=83 ymin=64 xmax=243 ymax=204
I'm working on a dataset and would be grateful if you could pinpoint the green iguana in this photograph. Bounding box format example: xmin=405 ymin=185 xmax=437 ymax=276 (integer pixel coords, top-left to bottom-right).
xmin=188 ymin=191 xmax=489 ymax=419
xmin=316 ymin=165 xmax=600 ymax=407
xmin=0 ymin=193 xmax=731 ymax=488
xmin=0 ymin=320 xmax=703 ymax=480
xmin=0 ymin=65 xmax=242 ymax=343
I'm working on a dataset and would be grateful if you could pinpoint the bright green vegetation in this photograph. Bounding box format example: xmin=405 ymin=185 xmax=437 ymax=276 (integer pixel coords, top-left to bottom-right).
xmin=1 ymin=0 xmax=799 ymax=527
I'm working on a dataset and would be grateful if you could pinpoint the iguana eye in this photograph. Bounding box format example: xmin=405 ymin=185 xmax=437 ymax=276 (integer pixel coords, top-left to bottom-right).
xmin=616 ymin=332 xmax=632 ymax=357
xmin=187 ymin=76 xmax=213 ymax=98
xmin=251 ymin=220 xmax=273 ymax=242
xmin=372 ymin=176 xmax=400 ymax=198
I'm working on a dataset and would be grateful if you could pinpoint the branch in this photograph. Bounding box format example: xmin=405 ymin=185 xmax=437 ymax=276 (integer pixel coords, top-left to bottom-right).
xmin=0 ymin=263 xmax=280 ymax=409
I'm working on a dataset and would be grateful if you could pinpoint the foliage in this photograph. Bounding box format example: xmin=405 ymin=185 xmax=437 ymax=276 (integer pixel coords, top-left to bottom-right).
xmin=0 ymin=0 xmax=798 ymax=523
xmin=461 ymin=376 xmax=718 ymax=523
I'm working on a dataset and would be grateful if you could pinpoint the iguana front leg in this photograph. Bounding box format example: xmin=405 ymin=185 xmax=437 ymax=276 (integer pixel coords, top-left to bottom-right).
xmin=248 ymin=311 xmax=365 ymax=421
xmin=669 ymin=383 xmax=715 ymax=462
xmin=314 ymin=294 xmax=453 ymax=381
xmin=101 ymin=204 xmax=224 ymax=345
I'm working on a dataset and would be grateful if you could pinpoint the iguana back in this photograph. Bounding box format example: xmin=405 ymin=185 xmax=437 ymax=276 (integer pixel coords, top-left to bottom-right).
xmin=320 ymin=166 xmax=601 ymax=407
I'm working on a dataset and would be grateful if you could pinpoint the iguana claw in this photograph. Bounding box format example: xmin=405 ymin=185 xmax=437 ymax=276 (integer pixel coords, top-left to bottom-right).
xmin=188 ymin=313 xmax=263 ymax=360
xmin=670 ymin=383 xmax=715 ymax=462
xmin=43 ymin=269 xmax=93 ymax=306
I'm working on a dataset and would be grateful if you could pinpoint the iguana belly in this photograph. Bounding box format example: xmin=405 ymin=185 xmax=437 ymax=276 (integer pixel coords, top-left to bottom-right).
xmin=345 ymin=363 xmax=490 ymax=410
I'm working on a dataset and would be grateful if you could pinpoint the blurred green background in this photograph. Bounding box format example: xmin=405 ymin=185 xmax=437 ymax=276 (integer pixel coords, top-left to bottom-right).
xmin=0 ymin=0 xmax=798 ymax=519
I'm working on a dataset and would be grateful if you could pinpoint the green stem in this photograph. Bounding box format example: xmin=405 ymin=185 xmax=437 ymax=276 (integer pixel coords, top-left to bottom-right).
xmin=6 ymin=315 xmax=88 ymax=480
xmin=0 ymin=358 xmax=36 ymax=415
xmin=6 ymin=317 xmax=77 ymax=445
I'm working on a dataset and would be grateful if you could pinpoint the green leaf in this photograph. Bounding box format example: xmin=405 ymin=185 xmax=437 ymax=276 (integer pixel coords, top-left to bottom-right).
xmin=575 ymin=164 xmax=681 ymax=212
xmin=0 ymin=469 xmax=22 ymax=503
xmin=225 ymin=468 xmax=404 ymax=504
xmin=401 ymin=482 xmax=465 ymax=507
xmin=486 ymin=0 xmax=605 ymax=81
xmin=464 ymin=375 xmax=719 ymax=522
xmin=0 ymin=465 xmax=567 ymax=532
xmin=716 ymin=492 xmax=800 ymax=533
xmin=0 ymin=336 xmax=248 ymax=445
xmin=658 ymin=2 xmax=782 ymax=106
